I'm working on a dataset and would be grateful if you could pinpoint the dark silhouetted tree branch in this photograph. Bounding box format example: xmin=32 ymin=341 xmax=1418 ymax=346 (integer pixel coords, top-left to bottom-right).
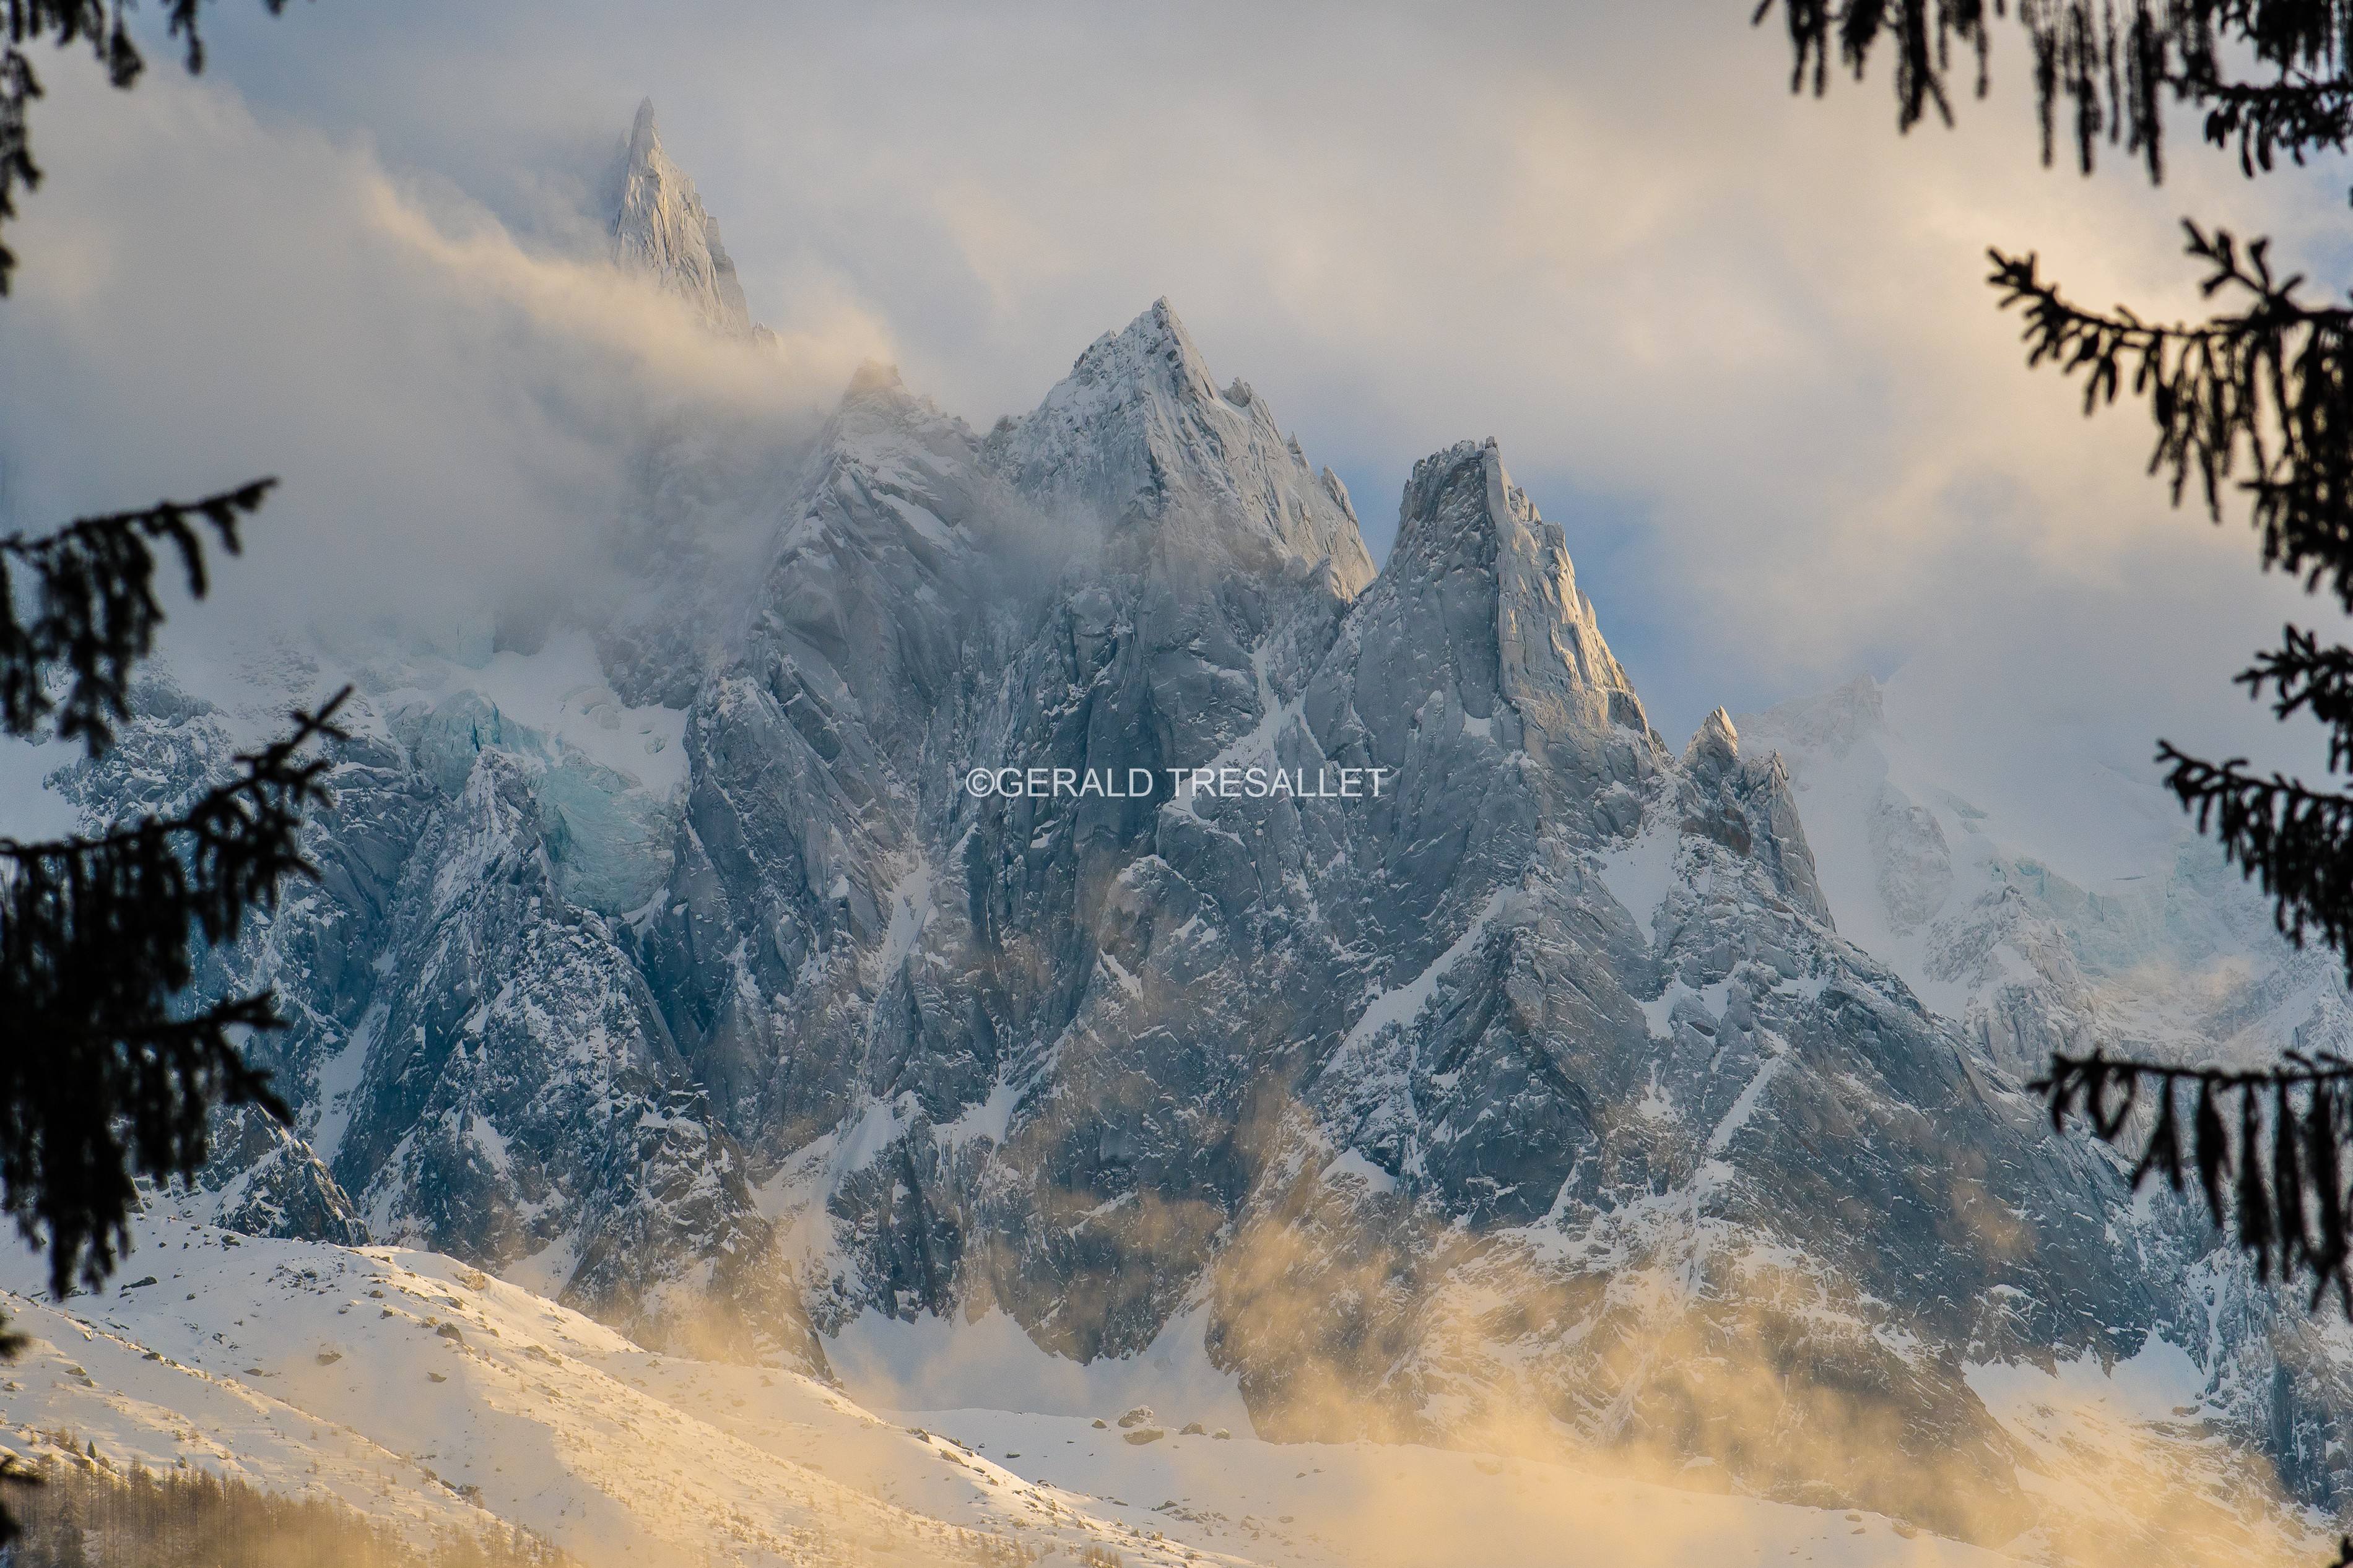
xmin=0 ymin=479 xmax=272 ymax=743
xmin=1 ymin=12 xmax=316 ymax=1549
xmin=1987 ymin=224 xmax=2353 ymax=1310
xmin=1753 ymin=1 xmax=2353 ymax=181
xmin=2037 ymin=1050 xmax=2353 ymax=1310
xmin=0 ymin=484 xmax=356 ymax=1295
xmin=1757 ymin=2 xmax=2353 ymax=1370
xmin=1 ymin=663 xmax=350 ymax=1303
xmin=1986 ymin=228 xmax=2353 ymax=604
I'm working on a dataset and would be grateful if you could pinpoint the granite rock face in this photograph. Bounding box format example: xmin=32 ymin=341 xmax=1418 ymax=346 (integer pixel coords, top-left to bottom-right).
xmin=63 ymin=111 xmax=2353 ymax=1546
xmin=172 ymin=1106 xmax=368 ymax=1247
xmin=607 ymin=98 xmax=760 ymax=341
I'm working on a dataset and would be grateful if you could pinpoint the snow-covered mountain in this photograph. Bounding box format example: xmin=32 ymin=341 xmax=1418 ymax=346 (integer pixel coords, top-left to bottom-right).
xmin=28 ymin=105 xmax=2353 ymax=1563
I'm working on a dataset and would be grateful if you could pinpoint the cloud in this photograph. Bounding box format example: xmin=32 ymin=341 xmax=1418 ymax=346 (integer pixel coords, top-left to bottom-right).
xmin=0 ymin=58 xmax=877 ymax=692
xmin=185 ymin=6 xmax=2339 ymax=717
xmin=10 ymin=0 xmax=2348 ymax=844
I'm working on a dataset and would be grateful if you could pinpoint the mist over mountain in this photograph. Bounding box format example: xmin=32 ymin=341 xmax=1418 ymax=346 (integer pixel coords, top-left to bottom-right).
xmin=18 ymin=101 xmax=2353 ymax=1565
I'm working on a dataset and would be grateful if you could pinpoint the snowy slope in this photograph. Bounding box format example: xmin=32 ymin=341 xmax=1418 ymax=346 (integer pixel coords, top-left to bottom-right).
xmin=888 ymin=1405 xmax=2027 ymax=1568
xmin=0 ymin=1213 xmax=2116 ymax=1568
xmin=0 ymin=1213 xmax=1207 ymax=1567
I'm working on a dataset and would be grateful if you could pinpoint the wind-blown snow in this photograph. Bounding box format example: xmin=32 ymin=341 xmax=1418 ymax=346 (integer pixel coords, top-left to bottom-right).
xmin=0 ymin=1214 xmax=1201 ymax=1567
xmin=0 ymin=1214 xmax=2052 ymax=1568
xmin=827 ymin=1301 xmax=1252 ymax=1432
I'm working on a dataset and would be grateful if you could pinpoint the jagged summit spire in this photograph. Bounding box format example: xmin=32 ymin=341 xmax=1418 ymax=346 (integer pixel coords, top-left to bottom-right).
xmin=1386 ymin=438 xmax=1653 ymax=744
xmin=1129 ymin=296 xmax=1208 ymax=370
xmin=990 ymin=297 xmax=1377 ymax=594
xmin=1044 ymin=298 xmax=1219 ymax=412
xmin=1683 ymin=706 xmax=1741 ymax=774
xmin=606 ymin=98 xmax=757 ymax=341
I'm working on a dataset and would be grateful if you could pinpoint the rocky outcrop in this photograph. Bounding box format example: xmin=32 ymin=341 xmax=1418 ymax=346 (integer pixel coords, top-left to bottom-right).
xmin=173 ymin=1106 xmax=368 ymax=1247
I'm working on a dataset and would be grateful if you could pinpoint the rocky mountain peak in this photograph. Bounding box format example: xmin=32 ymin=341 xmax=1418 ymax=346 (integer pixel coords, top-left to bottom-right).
xmin=1387 ymin=438 xmax=1656 ymax=758
xmin=607 ymin=98 xmax=757 ymax=340
xmin=988 ymin=298 xmax=1376 ymax=594
xmin=809 ymin=357 xmax=982 ymax=491
xmin=106 ymin=262 xmax=2353 ymax=1546
xmin=624 ymin=94 xmax=659 ymax=163
xmin=1109 ymin=296 xmax=1216 ymax=397
xmin=1684 ymin=706 xmax=1740 ymax=774
xmin=814 ymin=357 xmax=947 ymax=454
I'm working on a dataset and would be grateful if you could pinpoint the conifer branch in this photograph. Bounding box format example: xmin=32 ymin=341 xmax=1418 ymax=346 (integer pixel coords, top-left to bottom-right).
xmin=0 ymin=687 xmax=349 ymax=1299
xmin=1753 ymin=2 xmax=2353 ymax=184
xmin=2196 ymin=71 xmax=2353 ymax=173
xmin=1989 ymin=226 xmax=2353 ymax=608
xmin=2240 ymin=625 xmax=2353 ymax=771
xmin=2155 ymin=743 xmax=2353 ymax=971
xmin=2036 ymin=1049 xmax=2353 ymax=1315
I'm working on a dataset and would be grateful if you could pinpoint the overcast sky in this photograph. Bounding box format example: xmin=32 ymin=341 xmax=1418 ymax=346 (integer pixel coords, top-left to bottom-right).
xmin=3 ymin=0 xmax=2347 ymax=875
